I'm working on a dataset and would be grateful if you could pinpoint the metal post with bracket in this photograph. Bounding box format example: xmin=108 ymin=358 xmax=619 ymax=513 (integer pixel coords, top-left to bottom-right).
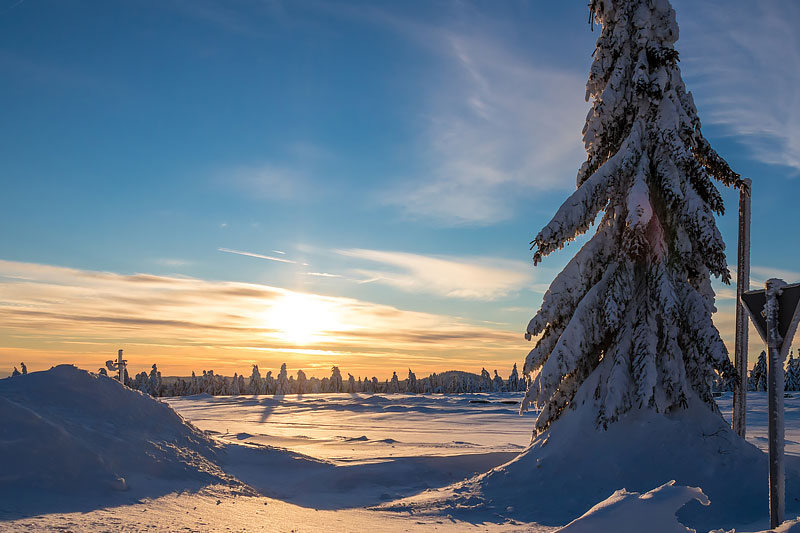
xmin=741 ymin=279 xmax=800 ymax=528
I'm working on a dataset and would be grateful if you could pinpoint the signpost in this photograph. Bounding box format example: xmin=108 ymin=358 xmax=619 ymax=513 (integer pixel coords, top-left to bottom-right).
xmin=741 ymin=280 xmax=800 ymax=528
xmin=733 ymin=178 xmax=752 ymax=438
xmin=105 ymin=349 xmax=127 ymax=384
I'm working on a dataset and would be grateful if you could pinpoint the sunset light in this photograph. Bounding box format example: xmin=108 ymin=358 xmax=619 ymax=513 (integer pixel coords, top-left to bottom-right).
xmin=3 ymin=1 xmax=800 ymax=530
xmin=265 ymin=292 xmax=343 ymax=346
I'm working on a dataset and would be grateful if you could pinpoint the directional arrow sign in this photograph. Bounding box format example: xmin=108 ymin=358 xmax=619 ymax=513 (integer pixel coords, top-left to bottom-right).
xmin=741 ymin=282 xmax=800 ymax=359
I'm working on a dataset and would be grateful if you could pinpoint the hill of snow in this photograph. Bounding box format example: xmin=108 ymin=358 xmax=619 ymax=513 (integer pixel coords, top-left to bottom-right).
xmin=0 ymin=365 xmax=237 ymax=517
xmin=385 ymin=386 xmax=800 ymax=532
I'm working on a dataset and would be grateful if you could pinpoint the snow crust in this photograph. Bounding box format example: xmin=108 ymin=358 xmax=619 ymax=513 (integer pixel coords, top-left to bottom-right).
xmin=557 ymin=481 xmax=709 ymax=533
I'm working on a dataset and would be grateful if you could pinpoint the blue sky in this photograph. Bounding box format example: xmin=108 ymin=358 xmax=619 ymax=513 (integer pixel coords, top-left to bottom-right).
xmin=1 ymin=0 xmax=799 ymax=378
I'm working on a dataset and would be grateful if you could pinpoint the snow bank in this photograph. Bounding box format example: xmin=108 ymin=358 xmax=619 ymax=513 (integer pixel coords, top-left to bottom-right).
xmin=0 ymin=365 xmax=234 ymax=515
xmin=387 ymin=389 xmax=800 ymax=532
xmin=557 ymin=481 xmax=709 ymax=533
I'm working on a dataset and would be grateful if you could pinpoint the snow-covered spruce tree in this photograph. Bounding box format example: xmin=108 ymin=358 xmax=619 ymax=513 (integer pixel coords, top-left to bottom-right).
xmin=276 ymin=363 xmax=289 ymax=395
xmin=521 ymin=0 xmax=744 ymax=434
xmin=389 ymin=371 xmax=400 ymax=393
xmin=407 ymin=369 xmax=417 ymax=393
xmin=749 ymin=351 xmax=767 ymax=392
xmin=508 ymin=363 xmax=520 ymax=392
xmin=785 ymin=351 xmax=799 ymax=392
xmin=296 ymin=369 xmax=307 ymax=394
xmin=328 ymin=366 xmax=342 ymax=393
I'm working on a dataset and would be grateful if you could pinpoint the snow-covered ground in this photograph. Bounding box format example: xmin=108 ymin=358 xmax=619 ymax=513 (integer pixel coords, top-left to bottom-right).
xmin=3 ymin=367 xmax=800 ymax=532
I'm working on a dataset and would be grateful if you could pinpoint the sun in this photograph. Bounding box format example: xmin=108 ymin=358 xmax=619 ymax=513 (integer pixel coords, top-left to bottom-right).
xmin=265 ymin=293 xmax=342 ymax=345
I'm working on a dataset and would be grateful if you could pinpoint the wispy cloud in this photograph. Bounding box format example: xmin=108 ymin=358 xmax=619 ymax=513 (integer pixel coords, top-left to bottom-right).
xmin=676 ymin=0 xmax=800 ymax=172
xmin=337 ymin=248 xmax=532 ymax=300
xmin=304 ymin=272 xmax=342 ymax=278
xmin=374 ymin=13 xmax=587 ymax=225
xmin=223 ymin=163 xmax=308 ymax=201
xmin=0 ymin=260 xmax=527 ymax=377
xmin=218 ymin=247 xmax=297 ymax=264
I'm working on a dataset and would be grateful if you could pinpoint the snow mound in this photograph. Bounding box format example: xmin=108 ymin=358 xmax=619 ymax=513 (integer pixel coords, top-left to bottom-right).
xmin=385 ymin=394 xmax=800 ymax=532
xmin=557 ymin=481 xmax=709 ymax=533
xmin=0 ymin=366 xmax=235 ymax=514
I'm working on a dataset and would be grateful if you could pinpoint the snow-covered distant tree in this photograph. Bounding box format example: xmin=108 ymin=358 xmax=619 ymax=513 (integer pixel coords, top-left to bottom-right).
xmin=493 ymin=370 xmax=505 ymax=392
xmin=329 ymin=366 xmax=342 ymax=393
xmin=231 ymin=373 xmax=240 ymax=395
xmin=11 ymin=366 xmax=20 ymax=377
xmin=508 ymin=363 xmax=520 ymax=392
xmin=480 ymin=368 xmax=492 ymax=392
xmin=20 ymin=362 xmax=27 ymax=375
xmin=276 ymin=363 xmax=289 ymax=395
xmin=749 ymin=351 xmax=767 ymax=392
xmin=296 ymin=369 xmax=308 ymax=394
xmin=407 ymin=369 xmax=417 ymax=393
xmin=249 ymin=365 xmax=263 ymax=395
xmin=264 ymin=370 xmax=275 ymax=395
xmin=521 ymin=0 xmax=744 ymax=434
xmin=98 ymin=367 xmax=108 ymax=377
xmin=190 ymin=371 xmax=200 ymax=395
xmin=347 ymin=373 xmax=356 ymax=393
xmin=791 ymin=360 xmax=800 ymax=392
xmin=148 ymin=364 xmax=162 ymax=397
xmin=787 ymin=351 xmax=800 ymax=392
xmin=371 ymin=376 xmax=379 ymax=393
xmin=389 ymin=372 xmax=400 ymax=394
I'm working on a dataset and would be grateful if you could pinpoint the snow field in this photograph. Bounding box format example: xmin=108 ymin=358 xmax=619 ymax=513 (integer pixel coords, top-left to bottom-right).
xmin=4 ymin=367 xmax=800 ymax=532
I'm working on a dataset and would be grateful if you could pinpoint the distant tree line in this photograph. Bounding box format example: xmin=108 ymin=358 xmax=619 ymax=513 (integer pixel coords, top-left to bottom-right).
xmin=713 ymin=349 xmax=800 ymax=392
xmin=97 ymin=361 xmax=528 ymax=398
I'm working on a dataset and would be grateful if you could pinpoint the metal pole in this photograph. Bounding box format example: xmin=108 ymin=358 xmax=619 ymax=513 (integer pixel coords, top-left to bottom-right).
xmin=117 ymin=349 xmax=125 ymax=384
xmin=733 ymin=178 xmax=752 ymax=437
xmin=765 ymin=278 xmax=785 ymax=529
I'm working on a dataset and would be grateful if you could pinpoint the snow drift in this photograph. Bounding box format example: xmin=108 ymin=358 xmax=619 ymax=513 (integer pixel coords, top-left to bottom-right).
xmin=385 ymin=387 xmax=800 ymax=532
xmin=0 ymin=366 xmax=235 ymax=515
xmin=557 ymin=481 xmax=709 ymax=533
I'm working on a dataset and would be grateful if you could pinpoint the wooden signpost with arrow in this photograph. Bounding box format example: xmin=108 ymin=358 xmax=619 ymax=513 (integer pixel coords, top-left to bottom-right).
xmin=741 ymin=280 xmax=800 ymax=528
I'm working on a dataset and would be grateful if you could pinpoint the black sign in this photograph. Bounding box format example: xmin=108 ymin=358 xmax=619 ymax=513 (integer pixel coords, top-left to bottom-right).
xmin=741 ymin=283 xmax=800 ymax=354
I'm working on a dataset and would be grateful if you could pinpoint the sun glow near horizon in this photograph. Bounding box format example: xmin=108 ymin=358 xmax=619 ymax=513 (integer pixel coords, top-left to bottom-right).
xmin=264 ymin=292 xmax=347 ymax=346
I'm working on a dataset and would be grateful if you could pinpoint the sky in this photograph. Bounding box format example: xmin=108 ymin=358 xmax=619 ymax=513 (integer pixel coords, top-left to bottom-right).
xmin=1 ymin=0 xmax=799 ymax=379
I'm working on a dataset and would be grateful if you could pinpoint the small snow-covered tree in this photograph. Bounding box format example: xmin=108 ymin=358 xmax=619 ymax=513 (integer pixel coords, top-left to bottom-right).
xmin=20 ymin=362 xmax=27 ymax=375
xmin=329 ymin=366 xmax=342 ymax=393
xmin=231 ymin=373 xmax=240 ymax=395
xmin=389 ymin=372 xmax=400 ymax=394
xmin=276 ymin=363 xmax=289 ymax=395
xmin=11 ymin=366 xmax=20 ymax=377
xmin=264 ymin=370 xmax=275 ymax=394
xmin=296 ymin=369 xmax=308 ymax=394
xmin=190 ymin=371 xmax=200 ymax=394
xmin=148 ymin=364 xmax=162 ymax=397
xmin=480 ymin=368 xmax=492 ymax=392
xmin=249 ymin=365 xmax=263 ymax=395
xmin=98 ymin=367 xmax=108 ymax=377
xmin=522 ymin=0 xmax=744 ymax=434
xmin=347 ymin=373 xmax=356 ymax=393
xmin=508 ymin=363 xmax=520 ymax=392
xmin=493 ymin=370 xmax=505 ymax=392
xmin=749 ymin=351 xmax=767 ymax=392
xmin=407 ymin=369 xmax=417 ymax=393
xmin=787 ymin=351 xmax=800 ymax=392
